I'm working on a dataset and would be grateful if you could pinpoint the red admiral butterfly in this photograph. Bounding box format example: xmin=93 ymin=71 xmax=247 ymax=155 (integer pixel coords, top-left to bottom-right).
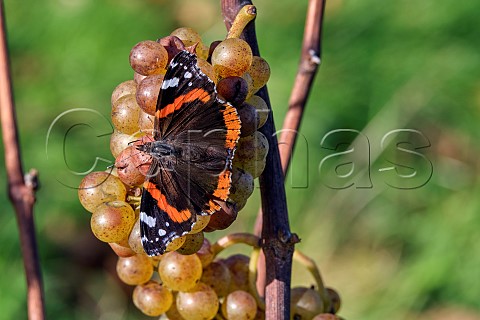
xmin=136 ymin=50 xmax=241 ymax=256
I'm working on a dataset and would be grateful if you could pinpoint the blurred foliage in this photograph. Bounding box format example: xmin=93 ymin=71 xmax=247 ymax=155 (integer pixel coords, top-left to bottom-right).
xmin=1 ymin=0 xmax=479 ymax=319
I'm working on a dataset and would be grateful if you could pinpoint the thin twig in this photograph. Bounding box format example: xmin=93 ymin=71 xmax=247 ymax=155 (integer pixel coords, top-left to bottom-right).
xmin=221 ymin=1 xmax=297 ymax=319
xmin=253 ymin=0 xmax=326 ymax=298
xmin=0 ymin=2 xmax=45 ymax=319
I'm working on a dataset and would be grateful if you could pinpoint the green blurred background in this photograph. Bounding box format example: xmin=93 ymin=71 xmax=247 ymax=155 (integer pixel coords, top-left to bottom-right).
xmin=1 ymin=0 xmax=479 ymax=319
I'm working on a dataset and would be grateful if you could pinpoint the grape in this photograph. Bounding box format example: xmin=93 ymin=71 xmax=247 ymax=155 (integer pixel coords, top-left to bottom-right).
xmin=228 ymin=167 xmax=254 ymax=204
xmin=211 ymin=38 xmax=253 ymax=78
xmin=235 ymin=198 xmax=248 ymax=212
xmin=195 ymin=43 xmax=209 ymax=60
xmin=201 ymin=260 xmax=231 ymax=297
xmin=170 ymin=27 xmax=202 ymax=47
xmin=136 ymin=74 xmax=164 ymax=116
xmin=138 ymin=110 xmax=154 ymax=133
xmin=116 ymin=254 xmax=153 ymax=285
xmin=189 ymin=215 xmax=211 ymax=234
xmin=165 ymin=297 xmax=186 ymax=320
xmin=233 ymin=157 xmax=266 ymax=179
xmin=158 ymin=251 xmax=202 ymax=291
xmin=236 ymin=131 xmax=269 ymax=163
xmin=203 ymin=201 xmax=238 ymax=232
xmin=78 ymin=171 xmax=127 ymax=213
xmin=115 ymin=146 xmax=146 ymax=186
xmin=291 ymin=287 xmax=324 ymax=320
xmin=90 ymin=201 xmax=136 ymax=243
xmin=165 ymin=235 xmax=187 ymax=252
xmin=110 ymin=130 xmax=141 ymax=158
xmin=196 ymin=238 xmax=214 ymax=268
xmin=221 ymin=290 xmax=257 ymax=320
xmin=236 ymin=102 xmax=258 ymax=137
xmin=197 ymin=58 xmax=217 ymax=83
xmin=326 ymin=287 xmax=341 ymax=314
xmin=224 ymin=254 xmax=250 ymax=293
xmin=176 ymin=282 xmax=219 ymax=320
xmin=111 ymin=80 xmax=137 ymax=105
xmin=312 ymin=314 xmax=341 ymax=320
xmin=129 ymin=40 xmax=169 ymax=76
xmin=217 ymin=76 xmax=248 ymax=106
xmin=176 ymin=232 xmax=204 ymax=255
xmin=109 ymin=241 xmax=136 ymax=258
xmin=246 ymin=95 xmax=269 ymax=129
xmin=133 ymin=280 xmax=173 ymax=316
xmin=128 ymin=218 xmax=144 ymax=254
xmin=157 ymin=35 xmax=185 ymax=62
xmin=208 ymin=40 xmax=221 ymax=62
xmin=134 ymin=72 xmax=147 ymax=84
xmin=241 ymin=72 xmax=255 ymax=99
xmin=247 ymin=56 xmax=270 ymax=92
xmin=111 ymin=94 xmax=141 ymax=135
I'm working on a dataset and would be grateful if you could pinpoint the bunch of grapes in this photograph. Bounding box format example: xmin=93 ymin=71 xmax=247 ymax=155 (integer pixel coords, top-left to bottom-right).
xmin=78 ymin=5 xmax=343 ymax=319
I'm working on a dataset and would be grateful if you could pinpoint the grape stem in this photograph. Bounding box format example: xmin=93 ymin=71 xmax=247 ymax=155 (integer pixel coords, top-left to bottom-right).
xmin=211 ymin=232 xmax=260 ymax=256
xmin=293 ymin=249 xmax=332 ymax=312
xmin=226 ymin=5 xmax=256 ymax=39
xmin=0 ymin=2 xmax=45 ymax=320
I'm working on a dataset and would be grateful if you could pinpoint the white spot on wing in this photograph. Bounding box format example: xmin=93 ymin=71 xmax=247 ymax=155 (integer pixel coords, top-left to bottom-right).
xmin=140 ymin=211 xmax=156 ymax=228
xmin=158 ymin=229 xmax=167 ymax=236
xmin=165 ymin=222 xmax=170 ymax=227
xmin=161 ymin=77 xmax=180 ymax=89
xmin=188 ymin=82 xmax=192 ymax=86
xmin=184 ymin=71 xmax=192 ymax=79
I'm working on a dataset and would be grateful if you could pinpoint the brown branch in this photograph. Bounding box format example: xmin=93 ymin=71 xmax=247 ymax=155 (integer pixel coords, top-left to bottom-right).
xmin=253 ymin=0 xmax=326 ymax=299
xmin=222 ymin=1 xmax=297 ymax=319
xmin=0 ymin=2 xmax=45 ymax=319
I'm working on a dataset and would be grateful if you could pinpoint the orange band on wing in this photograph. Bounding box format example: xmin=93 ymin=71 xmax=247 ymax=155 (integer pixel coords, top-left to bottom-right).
xmin=222 ymin=104 xmax=241 ymax=149
xmin=156 ymin=88 xmax=211 ymax=119
xmin=213 ymin=169 xmax=232 ymax=200
xmin=144 ymin=181 xmax=192 ymax=223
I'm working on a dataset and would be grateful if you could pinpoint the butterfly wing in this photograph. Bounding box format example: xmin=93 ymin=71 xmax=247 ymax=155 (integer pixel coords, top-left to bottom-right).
xmin=140 ymin=51 xmax=241 ymax=256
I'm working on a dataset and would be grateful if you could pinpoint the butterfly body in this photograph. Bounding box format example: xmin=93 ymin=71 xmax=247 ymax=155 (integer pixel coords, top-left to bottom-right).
xmin=138 ymin=50 xmax=241 ymax=256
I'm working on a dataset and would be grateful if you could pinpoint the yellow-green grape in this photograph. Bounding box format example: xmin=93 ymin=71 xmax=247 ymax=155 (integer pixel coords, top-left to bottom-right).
xmin=170 ymin=27 xmax=202 ymax=47
xmin=110 ymin=130 xmax=140 ymax=158
xmin=138 ymin=110 xmax=154 ymax=133
xmin=221 ymin=290 xmax=257 ymax=320
xmin=189 ymin=215 xmax=211 ymax=234
xmin=246 ymin=95 xmax=269 ymax=129
xmin=136 ymin=74 xmax=164 ymax=116
xmin=196 ymin=42 xmax=209 ymax=61
xmin=158 ymin=251 xmax=202 ymax=291
xmin=211 ymin=38 xmax=253 ymax=78
xmin=165 ymin=296 xmax=186 ymax=320
xmin=128 ymin=218 xmax=145 ymax=254
xmin=78 ymin=171 xmax=127 ymax=213
xmin=165 ymin=235 xmax=187 ymax=252
xmin=176 ymin=232 xmax=204 ymax=255
xmin=90 ymin=201 xmax=135 ymax=243
xmin=235 ymin=198 xmax=248 ymax=212
xmin=176 ymin=282 xmax=219 ymax=320
xmin=133 ymin=280 xmax=173 ymax=316
xmin=247 ymin=56 xmax=270 ymax=92
xmin=236 ymin=102 xmax=259 ymax=137
xmin=201 ymin=260 xmax=231 ymax=297
xmin=233 ymin=131 xmax=269 ymax=178
xmin=116 ymin=254 xmax=153 ymax=285
xmin=326 ymin=287 xmax=341 ymax=314
xmin=196 ymin=238 xmax=214 ymax=268
xmin=224 ymin=254 xmax=250 ymax=293
xmin=129 ymin=40 xmax=169 ymax=76
xmin=149 ymin=255 xmax=162 ymax=268
xmin=291 ymin=287 xmax=324 ymax=320
xmin=111 ymin=94 xmax=141 ymax=135
xmin=229 ymin=167 xmax=254 ymax=204
xmin=109 ymin=241 xmax=136 ymax=258
xmin=111 ymin=80 xmax=137 ymax=105
xmin=241 ymin=72 xmax=256 ymax=99
xmin=134 ymin=72 xmax=147 ymax=84
xmin=197 ymin=58 xmax=217 ymax=83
